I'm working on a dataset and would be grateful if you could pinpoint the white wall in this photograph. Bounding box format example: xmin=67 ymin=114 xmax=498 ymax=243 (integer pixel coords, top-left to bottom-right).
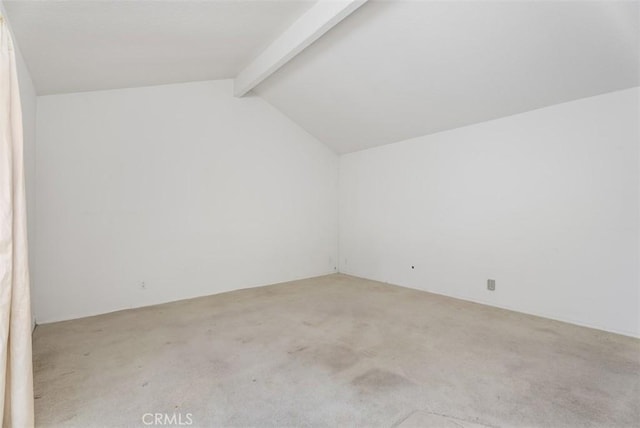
xmin=1 ymin=1 xmax=38 ymax=327
xmin=29 ymin=66 xmax=640 ymax=337
xmin=35 ymin=80 xmax=338 ymax=322
xmin=340 ymin=88 xmax=640 ymax=337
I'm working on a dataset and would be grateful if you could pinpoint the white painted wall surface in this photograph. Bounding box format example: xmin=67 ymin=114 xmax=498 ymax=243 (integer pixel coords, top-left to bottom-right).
xmin=35 ymin=80 xmax=338 ymax=322
xmin=339 ymin=88 xmax=640 ymax=337
xmin=1 ymin=0 xmax=38 ymax=327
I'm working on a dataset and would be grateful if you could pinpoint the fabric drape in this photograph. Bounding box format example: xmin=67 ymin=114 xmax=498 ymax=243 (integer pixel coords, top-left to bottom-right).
xmin=0 ymin=14 xmax=34 ymax=428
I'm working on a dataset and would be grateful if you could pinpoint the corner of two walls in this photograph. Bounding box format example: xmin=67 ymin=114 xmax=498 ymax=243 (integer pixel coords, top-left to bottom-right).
xmin=33 ymin=80 xmax=339 ymax=323
xmin=22 ymin=54 xmax=640 ymax=337
xmin=338 ymin=87 xmax=640 ymax=338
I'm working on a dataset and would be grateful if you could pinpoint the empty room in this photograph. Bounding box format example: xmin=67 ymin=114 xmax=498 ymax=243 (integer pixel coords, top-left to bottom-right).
xmin=0 ymin=0 xmax=638 ymax=427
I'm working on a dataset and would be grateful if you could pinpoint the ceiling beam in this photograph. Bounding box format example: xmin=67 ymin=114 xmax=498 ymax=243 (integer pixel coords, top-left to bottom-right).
xmin=233 ymin=0 xmax=368 ymax=97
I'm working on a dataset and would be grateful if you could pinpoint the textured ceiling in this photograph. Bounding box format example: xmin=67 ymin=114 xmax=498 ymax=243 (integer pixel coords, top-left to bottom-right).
xmin=3 ymin=0 xmax=314 ymax=94
xmin=255 ymin=0 xmax=640 ymax=153
xmin=4 ymin=0 xmax=638 ymax=154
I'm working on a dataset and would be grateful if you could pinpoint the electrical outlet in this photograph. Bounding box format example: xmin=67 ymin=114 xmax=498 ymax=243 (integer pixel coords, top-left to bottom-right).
xmin=487 ymin=279 xmax=495 ymax=291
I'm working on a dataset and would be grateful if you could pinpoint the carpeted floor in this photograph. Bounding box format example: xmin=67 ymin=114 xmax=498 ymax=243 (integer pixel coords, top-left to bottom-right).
xmin=33 ymin=274 xmax=640 ymax=427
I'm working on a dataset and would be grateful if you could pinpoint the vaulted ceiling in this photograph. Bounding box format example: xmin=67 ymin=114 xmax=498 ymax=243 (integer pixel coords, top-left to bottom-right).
xmin=255 ymin=0 xmax=640 ymax=153
xmin=4 ymin=0 xmax=639 ymax=153
xmin=3 ymin=0 xmax=314 ymax=94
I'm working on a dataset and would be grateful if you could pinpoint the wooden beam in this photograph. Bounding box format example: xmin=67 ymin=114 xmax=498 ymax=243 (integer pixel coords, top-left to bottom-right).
xmin=234 ymin=0 xmax=368 ymax=97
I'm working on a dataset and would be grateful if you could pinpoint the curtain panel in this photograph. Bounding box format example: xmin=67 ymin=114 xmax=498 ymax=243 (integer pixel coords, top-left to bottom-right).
xmin=0 ymin=14 xmax=34 ymax=428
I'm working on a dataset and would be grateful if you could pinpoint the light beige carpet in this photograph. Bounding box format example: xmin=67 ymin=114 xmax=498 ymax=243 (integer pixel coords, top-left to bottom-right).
xmin=33 ymin=274 xmax=640 ymax=427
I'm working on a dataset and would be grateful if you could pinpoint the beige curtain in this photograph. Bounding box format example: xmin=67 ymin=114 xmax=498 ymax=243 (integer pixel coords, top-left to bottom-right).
xmin=0 ymin=14 xmax=34 ymax=428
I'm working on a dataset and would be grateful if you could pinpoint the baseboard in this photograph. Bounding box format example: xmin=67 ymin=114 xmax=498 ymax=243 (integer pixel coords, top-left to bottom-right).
xmin=337 ymin=271 xmax=640 ymax=339
xmin=33 ymin=271 xmax=340 ymax=325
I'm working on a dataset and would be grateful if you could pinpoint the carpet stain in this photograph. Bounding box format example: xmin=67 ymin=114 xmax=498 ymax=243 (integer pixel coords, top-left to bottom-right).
xmin=287 ymin=346 xmax=309 ymax=354
xmin=352 ymin=368 xmax=413 ymax=392
xmin=312 ymin=344 xmax=360 ymax=372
